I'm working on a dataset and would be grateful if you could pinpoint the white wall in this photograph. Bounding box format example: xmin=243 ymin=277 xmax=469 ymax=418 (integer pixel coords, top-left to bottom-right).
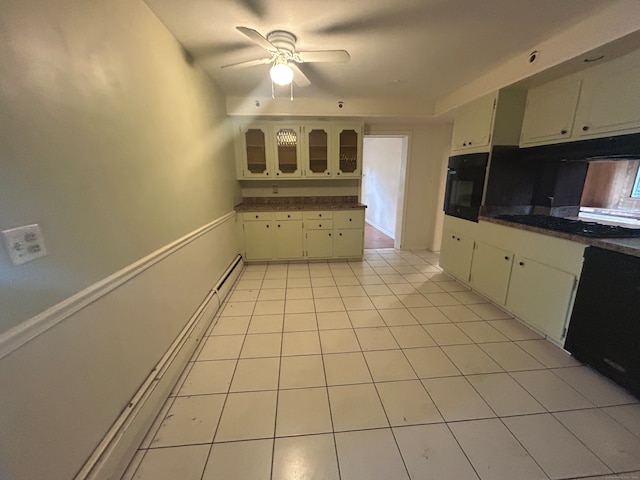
xmin=366 ymin=122 xmax=453 ymax=251
xmin=362 ymin=137 xmax=404 ymax=237
xmin=0 ymin=0 xmax=241 ymax=478
xmin=0 ymin=0 xmax=241 ymax=334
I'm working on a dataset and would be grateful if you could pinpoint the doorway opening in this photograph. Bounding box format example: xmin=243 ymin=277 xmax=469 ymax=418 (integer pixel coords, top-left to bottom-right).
xmin=361 ymin=135 xmax=409 ymax=249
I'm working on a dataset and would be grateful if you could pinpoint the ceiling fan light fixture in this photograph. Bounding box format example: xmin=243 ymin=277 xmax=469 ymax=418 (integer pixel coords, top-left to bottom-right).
xmin=270 ymin=62 xmax=294 ymax=86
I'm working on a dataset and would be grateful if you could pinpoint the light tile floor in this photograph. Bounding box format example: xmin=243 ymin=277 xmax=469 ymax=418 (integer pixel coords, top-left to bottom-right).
xmin=123 ymin=249 xmax=640 ymax=480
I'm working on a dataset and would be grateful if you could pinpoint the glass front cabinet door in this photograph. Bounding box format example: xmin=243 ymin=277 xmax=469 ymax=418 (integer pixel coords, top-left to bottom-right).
xmin=238 ymin=123 xmax=271 ymax=178
xmin=273 ymin=125 xmax=302 ymax=178
xmin=303 ymin=125 xmax=331 ymax=177
xmin=333 ymin=124 xmax=363 ymax=177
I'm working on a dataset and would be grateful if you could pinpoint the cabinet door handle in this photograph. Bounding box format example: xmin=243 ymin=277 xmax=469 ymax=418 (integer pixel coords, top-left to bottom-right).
xmin=319 ymin=214 xmax=322 ymax=217
xmin=319 ymin=224 xmax=322 ymax=227
xmin=337 ymin=172 xmax=341 ymax=175
xmin=277 ymin=224 xmax=281 ymax=228
xmin=327 ymin=172 xmax=331 ymax=175
xmin=339 ymin=233 xmax=343 ymax=236
xmin=276 ymin=172 xmax=280 ymax=176
xmin=582 ymin=125 xmax=590 ymax=131
xmin=255 ymin=215 xmax=259 ymax=219
xmin=266 ymin=172 xmax=269 ymax=176
xmin=504 ymin=256 xmax=510 ymax=260
xmin=468 ymin=141 xmax=472 ymax=145
xmin=349 ymin=218 xmax=352 ymax=222
xmin=328 ymin=233 xmax=332 ymax=237
xmin=287 ymin=214 xmax=291 ymax=218
xmin=560 ymin=129 xmax=568 ymax=135
xmin=266 ymin=224 xmax=270 ymax=228
xmin=451 ymin=235 xmax=455 ymax=239
xmin=519 ymin=261 xmax=525 ymax=266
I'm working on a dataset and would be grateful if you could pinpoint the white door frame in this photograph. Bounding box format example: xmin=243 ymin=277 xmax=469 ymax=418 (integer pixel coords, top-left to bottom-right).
xmin=362 ymin=132 xmax=411 ymax=249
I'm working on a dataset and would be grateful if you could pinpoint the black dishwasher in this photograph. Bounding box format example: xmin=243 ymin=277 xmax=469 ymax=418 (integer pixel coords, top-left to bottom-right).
xmin=564 ymin=247 xmax=640 ymax=398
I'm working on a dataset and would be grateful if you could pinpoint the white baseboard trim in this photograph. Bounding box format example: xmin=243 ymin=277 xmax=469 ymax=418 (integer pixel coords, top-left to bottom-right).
xmin=365 ymin=220 xmax=395 ymax=239
xmin=77 ymin=254 xmax=244 ymax=480
xmin=0 ymin=212 xmax=236 ymax=361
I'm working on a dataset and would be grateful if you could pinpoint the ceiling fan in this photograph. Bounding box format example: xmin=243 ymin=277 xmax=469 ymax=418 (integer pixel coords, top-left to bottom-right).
xmin=220 ymin=26 xmax=350 ymax=88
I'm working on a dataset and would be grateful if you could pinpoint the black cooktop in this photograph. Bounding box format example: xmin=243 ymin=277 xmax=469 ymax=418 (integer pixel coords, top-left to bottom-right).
xmin=495 ymin=215 xmax=640 ymax=238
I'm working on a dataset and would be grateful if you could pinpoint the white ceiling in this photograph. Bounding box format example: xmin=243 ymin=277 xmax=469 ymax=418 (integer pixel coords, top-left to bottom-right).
xmin=144 ymin=0 xmax=632 ymax=112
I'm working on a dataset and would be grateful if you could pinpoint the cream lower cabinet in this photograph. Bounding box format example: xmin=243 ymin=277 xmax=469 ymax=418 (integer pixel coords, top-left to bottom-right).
xmin=241 ymin=209 xmax=364 ymax=261
xmin=243 ymin=215 xmax=273 ymax=261
xmin=442 ymin=217 xmax=584 ymax=344
xmin=440 ymin=229 xmax=475 ymax=282
xmin=273 ymin=212 xmax=304 ymax=259
xmin=469 ymin=241 xmax=514 ymax=305
xmin=506 ymin=257 xmax=577 ymax=342
xmin=304 ymin=212 xmax=334 ymax=258
xmin=334 ymin=210 xmax=365 ymax=257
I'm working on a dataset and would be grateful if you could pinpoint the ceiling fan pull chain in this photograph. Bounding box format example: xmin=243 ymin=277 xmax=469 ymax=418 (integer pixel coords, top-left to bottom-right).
xmin=290 ymin=82 xmax=294 ymax=101
xmin=271 ymin=81 xmax=275 ymax=100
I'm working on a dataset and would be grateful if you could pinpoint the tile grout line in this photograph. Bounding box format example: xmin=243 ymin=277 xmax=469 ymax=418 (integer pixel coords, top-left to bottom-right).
xmin=197 ymin=264 xmax=259 ymax=480
xmin=268 ymin=272 xmax=287 ymax=480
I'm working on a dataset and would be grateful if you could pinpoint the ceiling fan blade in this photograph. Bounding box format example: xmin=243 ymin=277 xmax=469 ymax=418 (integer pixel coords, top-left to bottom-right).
xmin=220 ymin=57 xmax=273 ymax=69
xmin=297 ymin=50 xmax=350 ymax=63
xmin=236 ymin=26 xmax=276 ymax=51
xmin=290 ymin=63 xmax=311 ymax=87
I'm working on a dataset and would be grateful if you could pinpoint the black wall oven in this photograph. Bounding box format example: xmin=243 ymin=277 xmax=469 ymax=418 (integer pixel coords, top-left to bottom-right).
xmin=443 ymin=152 xmax=489 ymax=222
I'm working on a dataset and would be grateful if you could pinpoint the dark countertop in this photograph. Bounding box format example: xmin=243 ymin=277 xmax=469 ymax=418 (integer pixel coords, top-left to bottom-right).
xmin=480 ymin=215 xmax=640 ymax=258
xmin=235 ymin=196 xmax=367 ymax=212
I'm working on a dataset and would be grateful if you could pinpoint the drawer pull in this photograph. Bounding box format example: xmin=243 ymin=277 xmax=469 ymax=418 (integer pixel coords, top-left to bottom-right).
xmin=277 ymin=224 xmax=281 ymax=228
xmin=319 ymin=224 xmax=322 ymax=227
xmin=519 ymin=261 xmax=525 ymax=266
xmin=255 ymin=215 xmax=259 ymax=219
xmin=339 ymin=233 xmax=343 ymax=236
xmin=266 ymin=224 xmax=270 ymax=228
xmin=504 ymin=256 xmax=509 ymax=261
xmin=287 ymin=214 xmax=291 ymax=218
xmin=329 ymin=233 xmax=332 ymax=237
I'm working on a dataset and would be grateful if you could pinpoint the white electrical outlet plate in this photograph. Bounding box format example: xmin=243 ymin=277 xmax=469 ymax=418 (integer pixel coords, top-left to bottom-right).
xmin=2 ymin=224 xmax=48 ymax=265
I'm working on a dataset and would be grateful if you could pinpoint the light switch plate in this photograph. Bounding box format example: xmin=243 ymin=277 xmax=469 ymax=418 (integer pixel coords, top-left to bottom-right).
xmin=2 ymin=224 xmax=48 ymax=265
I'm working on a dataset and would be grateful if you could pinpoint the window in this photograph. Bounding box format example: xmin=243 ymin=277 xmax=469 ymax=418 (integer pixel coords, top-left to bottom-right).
xmin=632 ymin=165 xmax=640 ymax=198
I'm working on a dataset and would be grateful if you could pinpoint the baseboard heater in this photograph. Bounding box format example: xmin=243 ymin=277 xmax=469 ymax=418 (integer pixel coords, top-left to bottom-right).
xmin=76 ymin=254 xmax=243 ymax=480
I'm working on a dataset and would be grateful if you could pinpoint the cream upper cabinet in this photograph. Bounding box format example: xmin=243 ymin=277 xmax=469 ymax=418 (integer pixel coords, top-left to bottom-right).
xmin=519 ymin=77 xmax=582 ymax=146
xmin=573 ymin=54 xmax=640 ymax=139
xmin=273 ymin=124 xmax=303 ymax=178
xmin=237 ymin=123 xmax=272 ymax=178
xmin=451 ymin=92 xmax=497 ymax=153
xmin=519 ymin=49 xmax=640 ymax=147
xmin=302 ymin=124 xmax=331 ymax=177
xmin=237 ymin=120 xmax=363 ymax=180
xmin=332 ymin=124 xmax=363 ymax=178
xmin=450 ymin=89 xmax=526 ymax=154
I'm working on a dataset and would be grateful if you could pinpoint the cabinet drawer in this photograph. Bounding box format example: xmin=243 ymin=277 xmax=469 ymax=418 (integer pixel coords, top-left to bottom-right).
xmin=304 ymin=211 xmax=333 ymax=220
xmin=275 ymin=211 xmax=302 ymax=220
xmin=334 ymin=210 xmax=364 ymax=229
xmin=243 ymin=212 xmax=273 ymax=221
xmin=305 ymin=220 xmax=333 ymax=230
